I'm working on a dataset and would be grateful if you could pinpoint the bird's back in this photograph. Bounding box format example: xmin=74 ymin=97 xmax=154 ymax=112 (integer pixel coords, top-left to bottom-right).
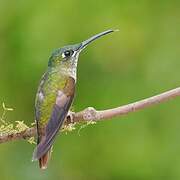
xmin=35 ymin=70 xmax=67 ymax=126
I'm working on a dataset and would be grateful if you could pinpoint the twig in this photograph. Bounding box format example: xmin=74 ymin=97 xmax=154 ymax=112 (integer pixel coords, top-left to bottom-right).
xmin=0 ymin=87 xmax=180 ymax=144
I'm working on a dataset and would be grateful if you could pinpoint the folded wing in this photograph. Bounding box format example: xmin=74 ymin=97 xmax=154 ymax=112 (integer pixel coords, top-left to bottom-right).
xmin=33 ymin=87 xmax=74 ymax=161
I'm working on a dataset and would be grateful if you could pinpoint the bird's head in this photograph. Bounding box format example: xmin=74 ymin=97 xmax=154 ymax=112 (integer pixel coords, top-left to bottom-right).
xmin=48 ymin=29 xmax=118 ymax=69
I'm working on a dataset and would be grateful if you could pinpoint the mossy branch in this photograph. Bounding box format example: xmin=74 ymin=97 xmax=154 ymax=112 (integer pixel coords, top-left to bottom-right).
xmin=0 ymin=87 xmax=180 ymax=144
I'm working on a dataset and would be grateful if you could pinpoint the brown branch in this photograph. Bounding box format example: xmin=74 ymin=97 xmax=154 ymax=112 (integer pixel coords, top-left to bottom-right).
xmin=0 ymin=87 xmax=180 ymax=144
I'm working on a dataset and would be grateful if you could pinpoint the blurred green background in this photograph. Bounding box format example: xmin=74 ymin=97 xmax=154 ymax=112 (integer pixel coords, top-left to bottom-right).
xmin=0 ymin=0 xmax=180 ymax=179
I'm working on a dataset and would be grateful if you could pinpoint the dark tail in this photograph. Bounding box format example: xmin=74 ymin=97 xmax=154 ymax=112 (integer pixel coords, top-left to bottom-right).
xmin=38 ymin=148 xmax=51 ymax=170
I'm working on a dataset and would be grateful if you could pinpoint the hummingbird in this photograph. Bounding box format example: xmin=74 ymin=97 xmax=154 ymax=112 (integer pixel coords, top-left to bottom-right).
xmin=32 ymin=29 xmax=117 ymax=169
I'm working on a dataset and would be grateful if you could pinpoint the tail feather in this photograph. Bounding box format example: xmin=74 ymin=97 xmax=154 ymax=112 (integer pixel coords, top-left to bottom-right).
xmin=39 ymin=149 xmax=51 ymax=170
xmin=32 ymin=143 xmax=52 ymax=170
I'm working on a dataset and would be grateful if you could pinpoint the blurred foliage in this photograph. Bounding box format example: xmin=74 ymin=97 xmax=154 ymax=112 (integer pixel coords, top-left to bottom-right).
xmin=0 ymin=0 xmax=180 ymax=179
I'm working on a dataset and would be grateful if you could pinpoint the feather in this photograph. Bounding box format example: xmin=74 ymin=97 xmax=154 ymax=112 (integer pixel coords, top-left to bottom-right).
xmin=33 ymin=87 xmax=74 ymax=162
xmin=39 ymin=149 xmax=51 ymax=170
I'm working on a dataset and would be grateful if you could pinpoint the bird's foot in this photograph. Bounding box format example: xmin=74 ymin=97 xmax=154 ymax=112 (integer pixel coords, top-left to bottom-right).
xmin=66 ymin=111 xmax=75 ymax=124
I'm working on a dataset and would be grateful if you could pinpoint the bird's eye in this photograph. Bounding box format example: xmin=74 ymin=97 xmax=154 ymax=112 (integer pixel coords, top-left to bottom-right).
xmin=62 ymin=50 xmax=74 ymax=58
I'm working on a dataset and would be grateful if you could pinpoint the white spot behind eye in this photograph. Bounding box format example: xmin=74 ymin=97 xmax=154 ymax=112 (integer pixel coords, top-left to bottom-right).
xmin=62 ymin=53 xmax=66 ymax=58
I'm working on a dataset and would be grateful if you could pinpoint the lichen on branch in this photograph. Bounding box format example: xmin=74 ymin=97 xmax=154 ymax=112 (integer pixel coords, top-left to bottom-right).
xmin=0 ymin=102 xmax=35 ymax=144
xmin=0 ymin=87 xmax=180 ymax=144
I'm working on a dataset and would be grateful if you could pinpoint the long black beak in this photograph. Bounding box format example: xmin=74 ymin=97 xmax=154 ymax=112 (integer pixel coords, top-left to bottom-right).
xmin=78 ymin=29 xmax=118 ymax=51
